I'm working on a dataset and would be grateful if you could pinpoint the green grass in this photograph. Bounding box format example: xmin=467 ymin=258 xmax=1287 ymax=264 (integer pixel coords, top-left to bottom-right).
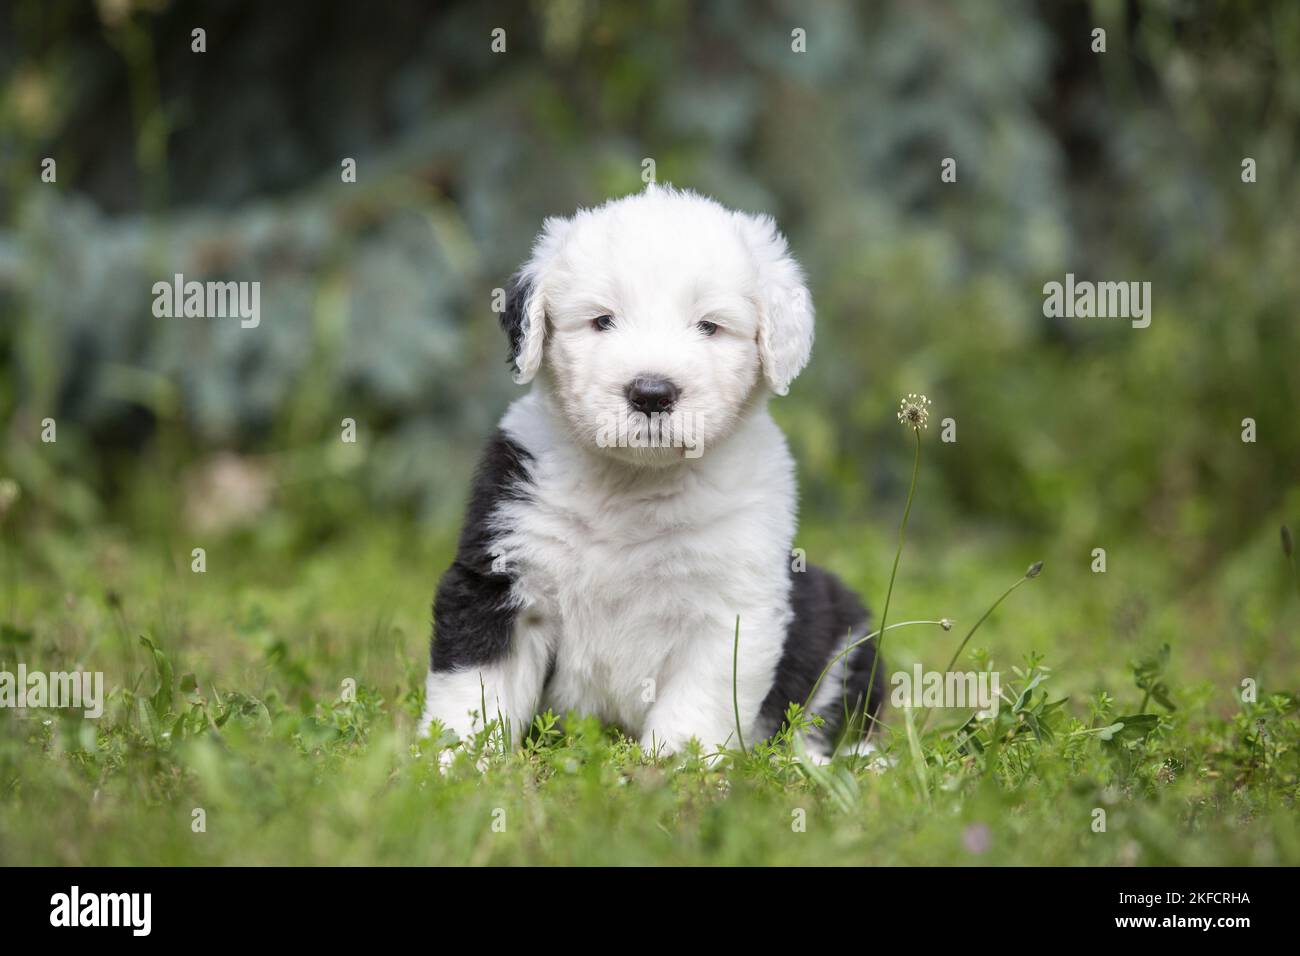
xmin=2 ymin=507 xmax=1297 ymax=867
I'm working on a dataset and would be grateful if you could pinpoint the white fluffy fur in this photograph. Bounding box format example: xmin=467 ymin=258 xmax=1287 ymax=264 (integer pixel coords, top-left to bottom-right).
xmin=420 ymin=186 xmax=816 ymax=754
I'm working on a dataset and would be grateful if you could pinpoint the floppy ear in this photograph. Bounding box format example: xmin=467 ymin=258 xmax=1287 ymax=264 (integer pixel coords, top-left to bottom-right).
xmin=500 ymin=275 xmax=545 ymax=384
xmin=499 ymin=215 xmax=571 ymax=385
xmin=735 ymin=212 xmax=814 ymax=396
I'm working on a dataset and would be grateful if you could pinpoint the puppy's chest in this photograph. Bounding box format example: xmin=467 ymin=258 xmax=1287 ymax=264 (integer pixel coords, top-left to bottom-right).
xmin=497 ymin=476 xmax=737 ymax=626
xmin=492 ymin=474 xmax=743 ymax=717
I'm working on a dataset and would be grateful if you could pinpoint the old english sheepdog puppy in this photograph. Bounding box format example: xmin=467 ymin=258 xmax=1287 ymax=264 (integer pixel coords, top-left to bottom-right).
xmin=420 ymin=185 xmax=883 ymax=759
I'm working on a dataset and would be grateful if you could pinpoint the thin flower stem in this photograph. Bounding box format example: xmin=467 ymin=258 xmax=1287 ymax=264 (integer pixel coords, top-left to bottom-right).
xmin=941 ymin=577 xmax=1030 ymax=677
xmin=732 ymin=615 xmax=747 ymax=754
xmin=917 ymin=568 xmax=1039 ymax=735
xmin=861 ymin=427 xmax=922 ymax=733
xmin=801 ymin=619 xmax=949 ymax=714
xmin=1282 ymin=527 xmax=1298 ymax=600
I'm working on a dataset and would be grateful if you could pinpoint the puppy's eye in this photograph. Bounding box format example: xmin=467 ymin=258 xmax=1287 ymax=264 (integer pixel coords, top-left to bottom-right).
xmin=592 ymin=315 xmax=615 ymax=332
xmin=696 ymin=320 xmax=719 ymax=336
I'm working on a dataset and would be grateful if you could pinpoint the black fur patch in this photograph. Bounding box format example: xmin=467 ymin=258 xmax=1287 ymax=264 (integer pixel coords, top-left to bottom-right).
xmin=429 ymin=430 xmax=534 ymax=672
xmin=760 ymin=563 xmax=885 ymax=745
xmin=499 ymin=275 xmax=533 ymax=372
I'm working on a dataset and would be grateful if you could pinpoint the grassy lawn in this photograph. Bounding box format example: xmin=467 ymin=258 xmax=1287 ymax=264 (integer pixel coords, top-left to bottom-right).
xmin=3 ymin=501 xmax=1297 ymax=866
xmin=4 ymin=0 xmax=1300 ymax=872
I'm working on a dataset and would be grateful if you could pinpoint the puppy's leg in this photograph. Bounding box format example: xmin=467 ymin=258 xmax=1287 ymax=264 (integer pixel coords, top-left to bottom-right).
xmin=420 ymin=430 xmax=545 ymax=749
xmin=765 ymin=563 xmax=885 ymax=758
xmin=420 ymin=560 xmax=552 ymax=747
xmin=418 ymin=626 xmax=548 ymax=747
xmin=639 ymin=615 xmax=782 ymax=758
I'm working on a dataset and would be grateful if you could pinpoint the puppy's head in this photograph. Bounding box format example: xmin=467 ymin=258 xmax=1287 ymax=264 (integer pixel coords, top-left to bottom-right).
xmin=501 ymin=185 xmax=813 ymax=464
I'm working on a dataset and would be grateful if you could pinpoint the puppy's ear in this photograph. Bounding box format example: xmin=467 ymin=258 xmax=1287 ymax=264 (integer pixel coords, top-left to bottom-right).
xmin=501 ymin=215 xmax=571 ymax=385
xmin=735 ymin=212 xmax=814 ymax=396
xmin=500 ymin=275 xmax=545 ymax=384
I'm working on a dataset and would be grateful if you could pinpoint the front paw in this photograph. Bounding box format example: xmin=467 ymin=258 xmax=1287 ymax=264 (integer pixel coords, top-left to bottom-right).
xmin=438 ymin=742 xmax=491 ymax=774
xmin=417 ymin=717 xmax=489 ymax=774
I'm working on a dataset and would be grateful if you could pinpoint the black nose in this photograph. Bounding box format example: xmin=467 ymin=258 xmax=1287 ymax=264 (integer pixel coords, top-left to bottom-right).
xmin=625 ymin=376 xmax=680 ymax=415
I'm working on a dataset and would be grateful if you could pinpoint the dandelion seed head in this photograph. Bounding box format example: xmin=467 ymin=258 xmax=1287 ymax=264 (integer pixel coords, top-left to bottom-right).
xmin=896 ymin=393 xmax=931 ymax=430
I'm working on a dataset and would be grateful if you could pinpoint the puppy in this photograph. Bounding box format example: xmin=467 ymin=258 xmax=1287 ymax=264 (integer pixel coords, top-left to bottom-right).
xmin=420 ymin=185 xmax=883 ymax=759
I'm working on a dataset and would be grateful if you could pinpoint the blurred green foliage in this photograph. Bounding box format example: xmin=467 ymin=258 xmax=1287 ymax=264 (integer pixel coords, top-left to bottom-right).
xmin=1 ymin=0 xmax=1298 ymax=560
